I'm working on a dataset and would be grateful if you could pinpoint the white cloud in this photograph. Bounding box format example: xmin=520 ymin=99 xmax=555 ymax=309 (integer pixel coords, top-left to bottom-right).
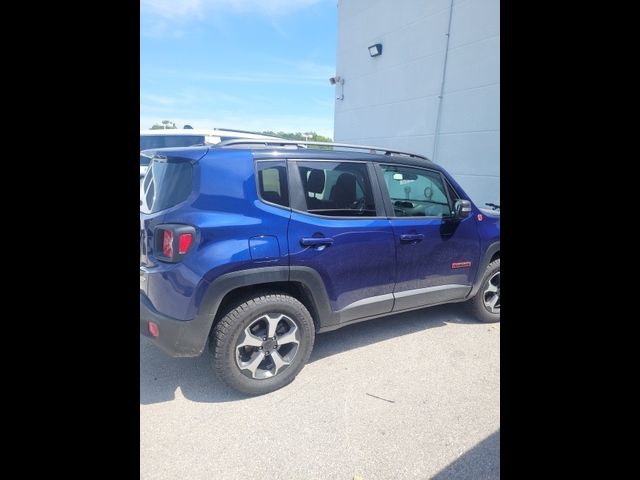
xmin=140 ymin=112 xmax=334 ymax=139
xmin=141 ymin=0 xmax=327 ymax=19
xmin=144 ymin=60 xmax=335 ymax=88
xmin=140 ymin=93 xmax=177 ymax=106
xmin=141 ymin=0 xmax=203 ymax=19
xmin=141 ymin=0 xmax=330 ymax=38
xmin=154 ymin=70 xmax=329 ymax=87
xmin=140 ymin=89 xmax=255 ymax=113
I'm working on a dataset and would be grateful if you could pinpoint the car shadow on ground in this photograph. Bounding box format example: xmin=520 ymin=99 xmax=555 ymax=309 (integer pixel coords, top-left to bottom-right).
xmin=140 ymin=303 xmax=478 ymax=405
xmin=431 ymin=430 xmax=500 ymax=479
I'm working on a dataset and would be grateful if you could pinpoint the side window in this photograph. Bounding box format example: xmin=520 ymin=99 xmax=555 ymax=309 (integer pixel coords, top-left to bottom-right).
xmin=381 ymin=164 xmax=453 ymax=217
xmin=297 ymin=161 xmax=377 ymax=217
xmin=257 ymin=161 xmax=289 ymax=207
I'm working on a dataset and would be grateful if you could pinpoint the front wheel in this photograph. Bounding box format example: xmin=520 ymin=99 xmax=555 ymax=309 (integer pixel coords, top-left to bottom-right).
xmin=211 ymin=293 xmax=315 ymax=395
xmin=466 ymin=259 xmax=500 ymax=323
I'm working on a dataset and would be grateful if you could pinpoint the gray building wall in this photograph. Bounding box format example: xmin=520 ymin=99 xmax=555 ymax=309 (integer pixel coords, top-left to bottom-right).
xmin=334 ymin=0 xmax=499 ymax=205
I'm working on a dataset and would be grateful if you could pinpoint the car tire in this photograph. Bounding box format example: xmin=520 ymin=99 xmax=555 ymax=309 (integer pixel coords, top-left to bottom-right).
xmin=467 ymin=259 xmax=500 ymax=323
xmin=211 ymin=293 xmax=315 ymax=395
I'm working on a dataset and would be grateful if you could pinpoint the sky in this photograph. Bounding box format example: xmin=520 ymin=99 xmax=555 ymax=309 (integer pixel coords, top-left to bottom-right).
xmin=140 ymin=0 xmax=337 ymax=138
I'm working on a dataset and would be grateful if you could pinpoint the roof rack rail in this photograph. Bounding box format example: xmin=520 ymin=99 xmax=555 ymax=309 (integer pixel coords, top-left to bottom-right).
xmin=214 ymin=139 xmax=431 ymax=161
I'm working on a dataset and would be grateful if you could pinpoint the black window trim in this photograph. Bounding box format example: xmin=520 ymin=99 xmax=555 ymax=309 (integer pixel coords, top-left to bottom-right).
xmin=375 ymin=162 xmax=456 ymax=220
xmin=254 ymin=159 xmax=292 ymax=211
xmin=443 ymin=176 xmax=461 ymax=201
xmin=287 ymin=158 xmax=387 ymax=220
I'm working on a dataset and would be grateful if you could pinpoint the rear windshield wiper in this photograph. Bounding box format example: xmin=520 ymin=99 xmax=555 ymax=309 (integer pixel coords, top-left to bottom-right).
xmin=485 ymin=203 xmax=500 ymax=210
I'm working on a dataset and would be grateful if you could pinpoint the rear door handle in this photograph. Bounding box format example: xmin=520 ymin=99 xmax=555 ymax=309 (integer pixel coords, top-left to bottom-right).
xmin=400 ymin=233 xmax=424 ymax=242
xmin=300 ymin=237 xmax=334 ymax=247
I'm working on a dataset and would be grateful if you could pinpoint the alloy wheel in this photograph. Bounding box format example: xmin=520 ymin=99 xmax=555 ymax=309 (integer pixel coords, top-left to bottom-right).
xmin=482 ymin=271 xmax=500 ymax=314
xmin=235 ymin=313 xmax=301 ymax=380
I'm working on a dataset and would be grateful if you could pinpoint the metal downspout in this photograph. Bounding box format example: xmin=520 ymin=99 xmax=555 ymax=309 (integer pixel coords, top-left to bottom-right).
xmin=432 ymin=0 xmax=455 ymax=163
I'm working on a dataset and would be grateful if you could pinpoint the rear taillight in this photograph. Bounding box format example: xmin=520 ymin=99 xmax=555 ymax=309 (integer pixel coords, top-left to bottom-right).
xmin=163 ymin=230 xmax=174 ymax=257
xmin=148 ymin=321 xmax=160 ymax=337
xmin=155 ymin=225 xmax=197 ymax=263
xmin=178 ymin=233 xmax=193 ymax=254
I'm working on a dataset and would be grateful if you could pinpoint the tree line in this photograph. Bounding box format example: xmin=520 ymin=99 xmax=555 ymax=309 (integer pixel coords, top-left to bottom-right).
xmin=260 ymin=131 xmax=333 ymax=143
xmin=148 ymin=121 xmax=332 ymax=143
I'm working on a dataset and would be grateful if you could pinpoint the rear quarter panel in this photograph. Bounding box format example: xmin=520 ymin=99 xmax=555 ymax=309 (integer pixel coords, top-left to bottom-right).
xmin=148 ymin=150 xmax=291 ymax=319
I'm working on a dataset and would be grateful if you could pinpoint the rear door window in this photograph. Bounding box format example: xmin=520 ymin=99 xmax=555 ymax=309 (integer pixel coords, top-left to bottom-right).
xmin=296 ymin=161 xmax=377 ymax=217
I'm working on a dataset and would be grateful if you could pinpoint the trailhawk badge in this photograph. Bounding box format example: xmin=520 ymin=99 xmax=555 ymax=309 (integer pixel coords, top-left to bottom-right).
xmin=451 ymin=261 xmax=472 ymax=269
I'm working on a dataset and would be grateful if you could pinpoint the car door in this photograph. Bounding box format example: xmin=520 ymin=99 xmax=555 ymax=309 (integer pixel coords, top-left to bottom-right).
xmin=375 ymin=163 xmax=481 ymax=312
xmin=287 ymin=159 xmax=396 ymax=328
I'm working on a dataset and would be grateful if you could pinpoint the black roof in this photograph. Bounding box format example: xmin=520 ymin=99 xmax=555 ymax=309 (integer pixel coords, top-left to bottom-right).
xmin=235 ymin=147 xmax=442 ymax=171
xmin=209 ymin=138 xmax=440 ymax=171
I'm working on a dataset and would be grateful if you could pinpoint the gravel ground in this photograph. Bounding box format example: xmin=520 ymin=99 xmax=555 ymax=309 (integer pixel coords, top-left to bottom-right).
xmin=140 ymin=303 xmax=500 ymax=480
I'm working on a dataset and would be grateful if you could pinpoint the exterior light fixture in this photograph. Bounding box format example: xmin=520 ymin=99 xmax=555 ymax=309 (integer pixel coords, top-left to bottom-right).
xmin=368 ymin=43 xmax=383 ymax=57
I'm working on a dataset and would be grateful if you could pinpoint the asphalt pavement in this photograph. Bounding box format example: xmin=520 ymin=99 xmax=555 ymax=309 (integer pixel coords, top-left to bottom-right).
xmin=140 ymin=303 xmax=500 ymax=480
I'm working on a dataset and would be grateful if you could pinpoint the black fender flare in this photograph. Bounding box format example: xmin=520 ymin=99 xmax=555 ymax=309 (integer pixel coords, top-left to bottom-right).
xmin=289 ymin=266 xmax=335 ymax=327
xmin=467 ymin=241 xmax=500 ymax=299
xmin=185 ymin=266 xmax=334 ymax=356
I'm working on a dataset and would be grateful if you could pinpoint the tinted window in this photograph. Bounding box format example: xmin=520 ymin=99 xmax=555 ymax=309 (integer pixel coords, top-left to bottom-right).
xmin=297 ymin=161 xmax=376 ymax=217
xmin=140 ymin=159 xmax=192 ymax=213
xmin=381 ymin=164 xmax=453 ymax=217
xmin=257 ymin=161 xmax=289 ymax=207
xmin=140 ymin=135 xmax=205 ymax=150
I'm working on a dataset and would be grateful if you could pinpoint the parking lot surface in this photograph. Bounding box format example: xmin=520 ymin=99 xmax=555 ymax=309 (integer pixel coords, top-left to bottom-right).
xmin=140 ymin=304 xmax=500 ymax=480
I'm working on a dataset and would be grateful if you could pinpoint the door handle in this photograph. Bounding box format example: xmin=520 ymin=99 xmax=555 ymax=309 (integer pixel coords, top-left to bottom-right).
xmin=400 ymin=233 xmax=424 ymax=242
xmin=300 ymin=237 xmax=334 ymax=247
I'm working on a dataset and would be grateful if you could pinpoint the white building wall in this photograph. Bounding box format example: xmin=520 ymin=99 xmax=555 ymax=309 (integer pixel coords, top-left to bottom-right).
xmin=334 ymin=0 xmax=500 ymax=205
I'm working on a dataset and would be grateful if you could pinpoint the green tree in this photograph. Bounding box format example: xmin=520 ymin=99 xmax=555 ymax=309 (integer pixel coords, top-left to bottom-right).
xmin=261 ymin=131 xmax=333 ymax=144
xmin=150 ymin=120 xmax=178 ymax=130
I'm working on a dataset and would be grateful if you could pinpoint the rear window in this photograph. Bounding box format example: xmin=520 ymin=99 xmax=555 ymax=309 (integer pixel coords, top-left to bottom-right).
xmin=256 ymin=161 xmax=289 ymax=207
xmin=140 ymin=159 xmax=192 ymax=213
xmin=140 ymin=135 xmax=205 ymax=150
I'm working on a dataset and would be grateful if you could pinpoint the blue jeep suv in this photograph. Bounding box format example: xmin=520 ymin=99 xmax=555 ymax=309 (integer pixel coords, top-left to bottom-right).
xmin=140 ymin=140 xmax=500 ymax=395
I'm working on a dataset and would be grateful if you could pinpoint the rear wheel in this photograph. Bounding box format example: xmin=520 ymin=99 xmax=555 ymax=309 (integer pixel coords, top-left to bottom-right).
xmin=467 ymin=259 xmax=500 ymax=323
xmin=211 ymin=293 xmax=315 ymax=395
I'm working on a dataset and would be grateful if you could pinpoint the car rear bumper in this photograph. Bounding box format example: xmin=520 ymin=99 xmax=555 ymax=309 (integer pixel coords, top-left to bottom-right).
xmin=140 ymin=292 xmax=208 ymax=357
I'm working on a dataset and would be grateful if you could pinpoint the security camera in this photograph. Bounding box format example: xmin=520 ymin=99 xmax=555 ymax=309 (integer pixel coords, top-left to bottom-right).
xmin=329 ymin=75 xmax=343 ymax=85
xmin=329 ymin=76 xmax=336 ymax=85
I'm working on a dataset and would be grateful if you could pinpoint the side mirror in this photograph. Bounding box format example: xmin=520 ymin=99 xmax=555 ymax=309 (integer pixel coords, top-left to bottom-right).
xmin=454 ymin=199 xmax=472 ymax=219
